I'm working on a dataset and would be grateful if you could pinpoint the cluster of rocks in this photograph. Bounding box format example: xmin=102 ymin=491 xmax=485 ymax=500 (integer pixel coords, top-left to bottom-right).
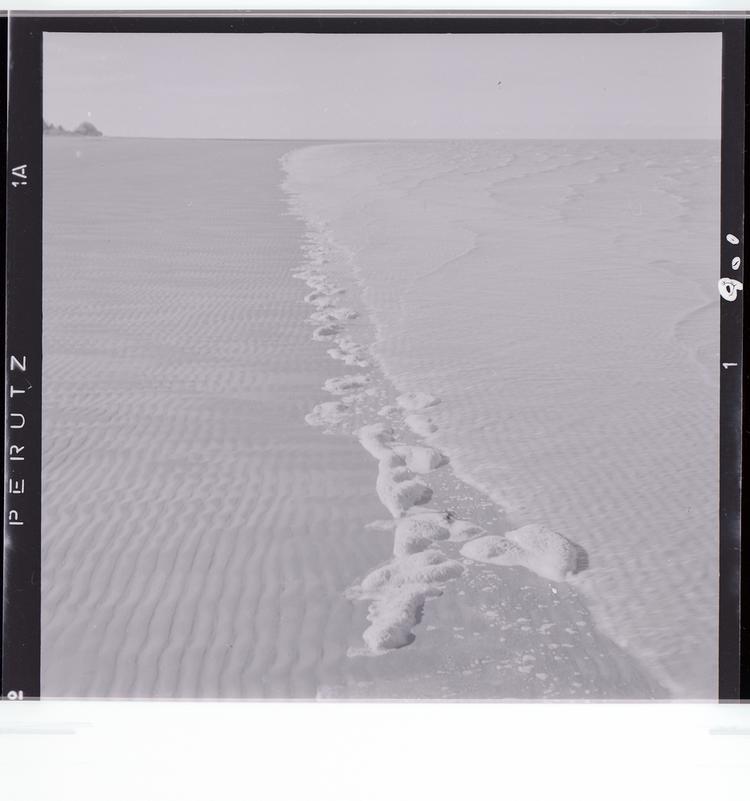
xmin=43 ymin=119 xmax=103 ymax=137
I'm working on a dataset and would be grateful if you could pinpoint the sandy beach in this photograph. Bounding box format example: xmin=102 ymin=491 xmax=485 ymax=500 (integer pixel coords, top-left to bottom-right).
xmin=42 ymin=138 xmax=394 ymax=698
xmin=42 ymin=136 xmax=718 ymax=699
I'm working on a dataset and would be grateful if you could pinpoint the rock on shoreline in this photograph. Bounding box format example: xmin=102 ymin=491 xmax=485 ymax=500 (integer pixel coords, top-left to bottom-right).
xmin=44 ymin=119 xmax=103 ymax=137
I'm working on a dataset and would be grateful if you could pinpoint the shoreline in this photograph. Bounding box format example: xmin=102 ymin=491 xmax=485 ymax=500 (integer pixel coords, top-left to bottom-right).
xmin=281 ymin=143 xmax=670 ymax=699
xmin=40 ymin=136 xmax=717 ymax=699
xmin=41 ymin=137 xmax=393 ymax=698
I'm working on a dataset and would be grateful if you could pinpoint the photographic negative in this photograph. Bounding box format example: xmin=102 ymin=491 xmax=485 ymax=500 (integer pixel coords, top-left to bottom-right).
xmin=3 ymin=15 xmax=745 ymax=700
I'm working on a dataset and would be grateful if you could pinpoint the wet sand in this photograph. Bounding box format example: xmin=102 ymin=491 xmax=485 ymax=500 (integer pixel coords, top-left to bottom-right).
xmin=42 ymin=138 xmax=390 ymax=697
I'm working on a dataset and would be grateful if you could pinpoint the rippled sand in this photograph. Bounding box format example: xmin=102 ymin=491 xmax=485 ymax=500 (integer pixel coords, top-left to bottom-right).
xmin=42 ymin=138 xmax=392 ymax=698
xmin=42 ymin=137 xmax=718 ymax=699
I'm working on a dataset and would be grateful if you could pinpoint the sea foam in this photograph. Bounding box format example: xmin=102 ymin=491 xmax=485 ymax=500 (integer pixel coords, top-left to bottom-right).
xmin=461 ymin=524 xmax=578 ymax=582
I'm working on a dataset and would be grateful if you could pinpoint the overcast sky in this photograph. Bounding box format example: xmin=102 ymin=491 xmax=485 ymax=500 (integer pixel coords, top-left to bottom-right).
xmin=44 ymin=32 xmax=722 ymax=139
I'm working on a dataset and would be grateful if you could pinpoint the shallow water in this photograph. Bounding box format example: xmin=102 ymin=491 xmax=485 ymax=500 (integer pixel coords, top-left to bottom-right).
xmin=284 ymin=139 xmax=720 ymax=698
xmin=40 ymin=137 xmax=719 ymax=699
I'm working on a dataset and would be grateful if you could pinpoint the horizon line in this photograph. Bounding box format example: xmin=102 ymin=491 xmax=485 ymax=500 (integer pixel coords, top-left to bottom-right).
xmin=46 ymin=134 xmax=722 ymax=143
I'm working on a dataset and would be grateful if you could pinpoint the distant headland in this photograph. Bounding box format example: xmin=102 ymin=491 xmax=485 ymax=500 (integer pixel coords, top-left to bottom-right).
xmin=44 ymin=119 xmax=103 ymax=137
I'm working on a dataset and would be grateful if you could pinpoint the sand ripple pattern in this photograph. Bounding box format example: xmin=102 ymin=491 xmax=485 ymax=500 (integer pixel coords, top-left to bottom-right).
xmin=42 ymin=139 xmax=395 ymax=698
